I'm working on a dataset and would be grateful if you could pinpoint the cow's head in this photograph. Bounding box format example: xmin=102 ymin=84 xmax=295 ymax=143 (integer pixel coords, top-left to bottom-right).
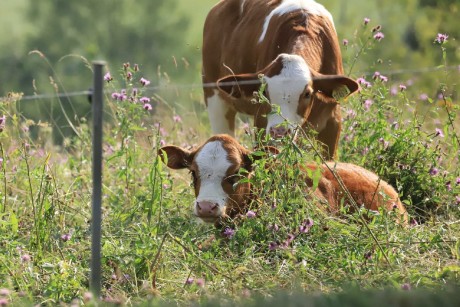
xmin=159 ymin=135 xmax=260 ymax=224
xmin=217 ymin=53 xmax=359 ymax=138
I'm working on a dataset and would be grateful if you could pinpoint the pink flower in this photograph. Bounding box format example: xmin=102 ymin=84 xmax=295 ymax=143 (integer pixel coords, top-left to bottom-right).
xmin=373 ymin=32 xmax=385 ymax=41
xmin=429 ymin=167 xmax=439 ymax=176
xmin=363 ymin=17 xmax=370 ymax=25
xmin=61 ymin=233 xmax=72 ymax=241
xmin=399 ymin=84 xmax=407 ymax=92
xmin=143 ymin=103 xmax=153 ymax=111
xmin=195 ymin=278 xmax=205 ymax=287
xmin=103 ymin=72 xmax=113 ymax=82
xmin=269 ymin=242 xmax=278 ymax=251
xmin=173 ymin=115 xmax=182 ymax=123
xmin=140 ymin=97 xmax=150 ymax=104
xmin=185 ymin=278 xmax=194 ymax=285
xmin=434 ymin=33 xmax=448 ymax=44
xmin=21 ymin=254 xmax=31 ymax=262
xmin=401 ymin=283 xmax=411 ymax=291
xmin=246 ymin=210 xmax=256 ymax=218
xmin=140 ymin=77 xmax=151 ymax=86
xmin=419 ymin=93 xmax=429 ymax=101
xmin=223 ymin=227 xmax=235 ymax=238
xmin=435 ymin=128 xmax=444 ymax=138
xmin=342 ymin=39 xmax=349 ymax=46
xmin=363 ymin=100 xmax=373 ymax=111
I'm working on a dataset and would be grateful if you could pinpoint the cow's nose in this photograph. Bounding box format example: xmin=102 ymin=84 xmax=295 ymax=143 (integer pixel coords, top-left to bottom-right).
xmin=196 ymin=201 xmax=220 ymax=218
xmin=269 ymin=125 xmax=291 ymax=138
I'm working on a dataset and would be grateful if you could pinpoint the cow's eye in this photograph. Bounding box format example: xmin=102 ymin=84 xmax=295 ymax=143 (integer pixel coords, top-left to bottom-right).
xmin=304 ymin=91 xmax=312 ymax=99
xmin=225 ymin=173 xmax=240 ymax=185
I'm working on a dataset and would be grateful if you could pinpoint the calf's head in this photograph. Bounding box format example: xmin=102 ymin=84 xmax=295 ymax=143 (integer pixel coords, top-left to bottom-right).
xmin=159 ymin=135 xmax=255 ymax=223
xmin=217 ymin=53 xmax=359 ymax=137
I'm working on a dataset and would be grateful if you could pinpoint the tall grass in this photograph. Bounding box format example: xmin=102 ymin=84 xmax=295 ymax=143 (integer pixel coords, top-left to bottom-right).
xmin=0 ymin=24 xmax=459 ymax=307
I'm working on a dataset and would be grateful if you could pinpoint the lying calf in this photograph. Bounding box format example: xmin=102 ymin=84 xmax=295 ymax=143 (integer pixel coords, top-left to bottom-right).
xmin=159 ymin=134 xmax=408 ymax=225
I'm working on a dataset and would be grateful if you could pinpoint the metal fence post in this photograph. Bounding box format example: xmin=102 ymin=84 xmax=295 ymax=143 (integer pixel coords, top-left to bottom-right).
xmin=91 ymin=61 xmax=105 ymax=298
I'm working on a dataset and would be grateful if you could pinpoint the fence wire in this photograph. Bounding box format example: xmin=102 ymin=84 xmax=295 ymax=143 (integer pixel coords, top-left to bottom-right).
xmin=7 ymin=64 xmax=460 ymax=102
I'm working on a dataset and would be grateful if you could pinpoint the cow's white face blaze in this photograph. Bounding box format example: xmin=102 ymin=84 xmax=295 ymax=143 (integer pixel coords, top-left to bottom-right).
xmin=193 ymin=140 xmax=232 ymax=221
xmin=264 ymin=54 xmax=313 ymax=136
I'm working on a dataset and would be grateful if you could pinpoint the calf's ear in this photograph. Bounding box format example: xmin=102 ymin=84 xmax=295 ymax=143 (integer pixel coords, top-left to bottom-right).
xmin=217 ymin=73 xmax=262 ymax=99
xmin=158 ymin=146 xmax=194 ymax=169
xmin=312 ymin=74 xmax=359 ymax=102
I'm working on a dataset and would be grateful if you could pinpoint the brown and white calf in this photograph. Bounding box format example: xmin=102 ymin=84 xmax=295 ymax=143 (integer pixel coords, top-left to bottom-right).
xmin=159 ymin=135 xmax=408 ymax=225
xmin=202 ymin=0 xmax=360 ymax=159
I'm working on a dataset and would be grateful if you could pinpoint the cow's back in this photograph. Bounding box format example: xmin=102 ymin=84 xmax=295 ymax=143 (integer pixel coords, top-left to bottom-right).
xmin=202 ymin=0 xmax=273 ymax=90
xmin=203 ymin=0 xmax=342 ymax=85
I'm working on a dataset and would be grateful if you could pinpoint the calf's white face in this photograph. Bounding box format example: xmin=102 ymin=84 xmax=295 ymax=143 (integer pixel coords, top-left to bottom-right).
xmin=158 ymin=135 xmax=252 ymax=223
xmin=193 ymin=140 xmax=232 ymax=221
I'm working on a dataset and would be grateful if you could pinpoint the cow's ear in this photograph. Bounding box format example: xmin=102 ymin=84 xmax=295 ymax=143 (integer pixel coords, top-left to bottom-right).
xmin=217 ymin=73 xmax=262 ymax=99
xmin=312 ymin=75 xmax=359 ymax=102
xmin=158 ymin=146 xmax=194 ymax=169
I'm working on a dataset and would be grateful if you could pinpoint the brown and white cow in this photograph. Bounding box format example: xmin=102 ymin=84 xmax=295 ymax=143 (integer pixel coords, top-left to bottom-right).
xmin=159 ymin=135 xmax=408 ymax=225
xmin=202 ymin=0 xmax=359 ymax=159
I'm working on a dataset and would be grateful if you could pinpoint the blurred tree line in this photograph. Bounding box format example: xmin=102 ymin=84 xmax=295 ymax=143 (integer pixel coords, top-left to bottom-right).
xmin=0 ymin=0 xmax=458 ymax=142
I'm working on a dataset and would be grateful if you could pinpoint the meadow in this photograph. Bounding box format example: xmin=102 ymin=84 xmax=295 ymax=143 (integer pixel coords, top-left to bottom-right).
xmin=0 ymin=9 xmax=459 ymax=307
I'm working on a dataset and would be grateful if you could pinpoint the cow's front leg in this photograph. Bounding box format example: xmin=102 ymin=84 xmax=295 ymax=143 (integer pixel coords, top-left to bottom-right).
xmin=206 ymin=90 xmax=236 ymax=136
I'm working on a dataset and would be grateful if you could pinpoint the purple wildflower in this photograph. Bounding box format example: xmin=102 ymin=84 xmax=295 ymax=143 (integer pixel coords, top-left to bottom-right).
xmin=456 ymin=177 xmax=460 ymax=185
xmin=103 ymin=72 xmax=113 ymax=82
xmin=364 ymin=251 xmax=373 ymax=260
xmin=390 ymin=86 xmax=398 ymax=96
xmin=435 ymin=128 xmax=444 ymax=138
xmin=429 ymin=167 xmax=439 ymax=176
xmin=195 ymin=278 xmax=205 ymax=287
xmin=0 ymin=298 xmax=8 ymax=306
xmin=299 ymin=218 xmax=314 ymax=233
xmin=223 ymin=227 xmax=236 ymax=239
xmin=379 ymin=75 xmax=388 ymax=82
xmin=363 ymin=17 xmax=370 ymax=25
xmin=21 ymin=254 xmax=31 ymax=262
xmin=173 ymin=115 xmax=182 ymax=123
xmin=269 ymin=242 xmax=278 ymax=251
xmin=373 ymin=72 xmax=381 ymax=79
xmin=342 ymin=39 xmax=349 ymax=46
xmin=434 ymin=33 xmax=448 ymax=44
xmin=246 ymin=210 xmax=256 ymax=218
xmin=0 ymin=115 xmax=5 ymax=132
xmin=126 ymin=71 xmax=132 ymax=81
xmin=401 ymin=283 xmax=411 ymax=291
xmin=446 ymin=181 xmax=452 ymax=191
xmin=143 ymin=103 xmax=153 ymax=111
xmin=363 ymin=99 xmax=373 ymax=111
xmin=399 ymin=84 xmax=407 ymax=92
xmin=456 ymin=196 xmax=460 ymax=205
xmin=0 ymin=289 xmax=10 ymax=296
xmin=140 ymin=97 xmax=150 ymax=104
xmin=140 ymin=77 xmax=151 ymax=86
xmin=61 ymin=233 xmax=72 ymax=242
xmin=419 ymin=93 xmax=429 ymax=101
xmin=373 ymin=32 xmax=385 ymax=41
xmin=185 ymin=278 xmax=194 ymax=285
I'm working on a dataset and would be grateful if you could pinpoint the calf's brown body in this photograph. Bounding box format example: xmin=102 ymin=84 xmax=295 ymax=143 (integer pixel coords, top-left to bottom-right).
xmin=159 ymin=135 xmax=408 ymax=225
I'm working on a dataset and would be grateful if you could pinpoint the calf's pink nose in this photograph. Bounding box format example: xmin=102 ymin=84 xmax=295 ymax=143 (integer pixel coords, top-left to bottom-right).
xmin=196 ymin=201 xmax=219 ymax=218
xmin=270 ymin=125 xmax=290 ymax=138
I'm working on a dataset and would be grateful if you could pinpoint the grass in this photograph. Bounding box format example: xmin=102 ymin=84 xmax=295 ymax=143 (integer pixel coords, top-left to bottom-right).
xmin=0 ymin=18 xmax=459 ymax=307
